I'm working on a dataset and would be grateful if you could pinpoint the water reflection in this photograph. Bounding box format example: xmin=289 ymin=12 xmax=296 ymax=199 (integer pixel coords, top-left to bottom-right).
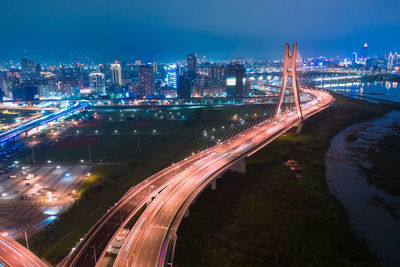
xmin=316 ymin=81 xmax=400 ymax=102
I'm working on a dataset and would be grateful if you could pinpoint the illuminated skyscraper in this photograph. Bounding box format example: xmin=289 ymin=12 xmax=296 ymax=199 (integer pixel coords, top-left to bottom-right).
xmin=21 ymin=58 xmax=36 ymax=81
xmin=208 ymin=64 xmax=225 ymax=84
xmin=225 ymin=63 xmax=247 ymax=97
xmin=363 ymin=42 xmax=368 ymax=61
xmin=110 ymin=62 xmax=122 ymax=86
xmin=139 ymin=65 xmax=155 ymax=96
xmin=89 ymin=72 xmax=106 ymax=95
xmin=352 ymin=52 xmax=358 ymax=65
xmin=387 ymin=52 xmax=394 ymax=70
xmin=187 ymin=53 xmax=198 ymax=80
xmin=167 ymin=64 xmax=178 ymax=89
xmin=153 ymin=60 xmax=158 ymax=73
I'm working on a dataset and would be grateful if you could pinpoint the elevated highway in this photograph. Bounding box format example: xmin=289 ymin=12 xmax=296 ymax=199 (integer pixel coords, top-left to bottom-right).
xmin=113 ymin=89 xmax=333 ymax=267
xmin=58 ymin=88 xmax=333 ymax=267
xmin=0 ymin=103 xmax=88 ymax=145
xmin=0 ymin=235 xmax=49 ymax=267
xmin=60 ymin=43 xmax=334 ymax=267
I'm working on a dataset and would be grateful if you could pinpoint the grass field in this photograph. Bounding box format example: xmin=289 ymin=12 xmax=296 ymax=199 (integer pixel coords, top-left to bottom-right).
xmin=26 ymin=105 xmax=254 ymax=264
xmin=0 ymin=109 xmax=44 ymax=128
xmin=25 ymin=95 xmax=391 ymax=265
xmin=16 ymin=107 xmax=251 ymax=164
xmin=365 ymin=128 xmax=400 ymax=196
xmin=173 ymin=93 xmax=390 ymax=266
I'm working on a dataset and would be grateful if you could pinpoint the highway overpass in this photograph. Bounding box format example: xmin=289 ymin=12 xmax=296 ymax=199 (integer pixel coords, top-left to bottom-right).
xmin=0 ymin=235 xmax=49 ymax=267
xmin=59 ymin=88 xmax=333 ymax=267
xmin=0 ymin=103 xmax=88 ymax=146
xmin=113 ymin=89 xmax=333 ymax=267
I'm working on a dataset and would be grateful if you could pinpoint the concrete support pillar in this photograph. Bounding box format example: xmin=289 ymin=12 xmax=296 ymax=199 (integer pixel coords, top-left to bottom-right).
xmin=184 ymin=208 xmax=189 ymax=218
xmin=295 ymin=122 xmax=303 ymax=134
xmin=211 ymin=179 xmax=217 ymax=190
xmin=231 ymin=158 xmax=246 ymax=174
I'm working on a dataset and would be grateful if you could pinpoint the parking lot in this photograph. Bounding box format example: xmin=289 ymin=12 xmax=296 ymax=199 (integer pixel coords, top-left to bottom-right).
xmin=0 ymin=164 xmax=91 ymax=238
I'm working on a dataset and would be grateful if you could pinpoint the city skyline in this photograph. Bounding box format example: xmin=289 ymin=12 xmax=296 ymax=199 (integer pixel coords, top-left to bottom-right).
xmin=1 ymin=0 xmax=400 ymax=266
xmin=1 ymin=0 xmax=399 ymax=63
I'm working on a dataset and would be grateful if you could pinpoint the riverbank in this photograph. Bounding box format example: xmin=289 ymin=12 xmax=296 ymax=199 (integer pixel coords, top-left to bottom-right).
xmin=174 ymin=93 xmax=390 ymax=266
xmin=325 ymin=110 xmax=400 ymax=266
xmin=365 ymin=121 xmax=400 ymax=196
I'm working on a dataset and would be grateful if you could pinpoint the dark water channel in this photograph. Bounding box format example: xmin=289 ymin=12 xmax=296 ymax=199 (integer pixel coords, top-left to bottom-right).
xmin=325 ymin=111 xmax=400 ymax=266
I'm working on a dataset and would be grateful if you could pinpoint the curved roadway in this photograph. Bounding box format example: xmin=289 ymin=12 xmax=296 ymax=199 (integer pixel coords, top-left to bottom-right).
xmin=114 ymin=89 xmax=333 ymax=267
xmin=61 ymin=89 xmax=333 ymax=267
xmin=0 ymin=235 xmax=49 ymax=267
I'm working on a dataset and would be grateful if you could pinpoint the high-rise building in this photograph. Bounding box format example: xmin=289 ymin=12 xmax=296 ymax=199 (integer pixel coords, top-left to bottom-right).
xmin=177 ymin=75 xmax=192 ymax=99
xmin=35 ymin=64 xmax=42 ymax=79
xmin=352 ymin=52 xmax=358 ymax=65
xmin=89 ymin=72 xmax=106 ymax=95
xmin=363 ymin=42 xmax=368 ymax=61
xmin=13 ymin=85 xmax=39 ymax=101
xmin=153 ymin=60 xmax=158 ymax=73
xmin=225 ymin=63 xmax=247 ymax=97
xmin=139 ymin=65 xmax=155 ymax=97
xmin=387 ymin=52 xmax=394 ymax=70
xmin=187 ymin=53 xmax=198 ymax=80
xmin=167 ymin=64 xmax=178 ymax=89
xmin=208 ymin=64 xmax=225 ymax=84
xmin=110 ymin=63 xmax=122 ymax=86
xmin=21 ymin=58 xmax=36 ymax=81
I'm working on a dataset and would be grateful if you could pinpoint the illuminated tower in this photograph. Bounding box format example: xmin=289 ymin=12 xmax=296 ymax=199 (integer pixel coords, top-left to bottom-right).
xmin=167 ymin=64 xmax=178 ymax=89
xmin=89 ymin=73 xmax=106 ymax=95
xmin=139 ymin=65 xmax=155 ymax=96
xmin=387 ymin=52 xmax=394 ymax=70
xmin=153 ymin=60 xmax=158 ymax=73
xmin=363 ymin=42 xmax=368 ymax=61
xmin=352 ymin=52 xmax=358 ymax=65
xmin=225 ymin=63 xmax=247 ymax=97
xmin=110 ymin=62 xmax=122 ymax=86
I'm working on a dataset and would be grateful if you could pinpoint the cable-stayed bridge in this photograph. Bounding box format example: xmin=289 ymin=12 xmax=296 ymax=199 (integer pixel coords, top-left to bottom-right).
xmin=0 ymin=44 xmax=334 ymax=267
xmin=59 ymin=44 xmax=333 ymax=267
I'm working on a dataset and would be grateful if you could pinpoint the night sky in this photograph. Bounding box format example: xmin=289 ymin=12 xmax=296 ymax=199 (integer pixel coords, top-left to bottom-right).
xmin=1 ymin=0 xmax=400 ymax=63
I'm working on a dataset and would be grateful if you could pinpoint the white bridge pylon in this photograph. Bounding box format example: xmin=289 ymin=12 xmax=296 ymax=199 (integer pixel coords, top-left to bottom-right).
xmin=275 ymin=43 xmax=303 ymax=120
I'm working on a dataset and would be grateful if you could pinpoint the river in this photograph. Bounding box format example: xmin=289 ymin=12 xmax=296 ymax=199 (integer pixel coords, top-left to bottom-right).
xmin=317 ymin=81 xmax=400 ymax=103
xmin=325 ymin=111 xmax=400 ymax=266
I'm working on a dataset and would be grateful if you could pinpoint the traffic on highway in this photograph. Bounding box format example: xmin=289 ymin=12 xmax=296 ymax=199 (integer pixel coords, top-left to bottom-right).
xmin=60 ymin=89 xmax=333 ymax=267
